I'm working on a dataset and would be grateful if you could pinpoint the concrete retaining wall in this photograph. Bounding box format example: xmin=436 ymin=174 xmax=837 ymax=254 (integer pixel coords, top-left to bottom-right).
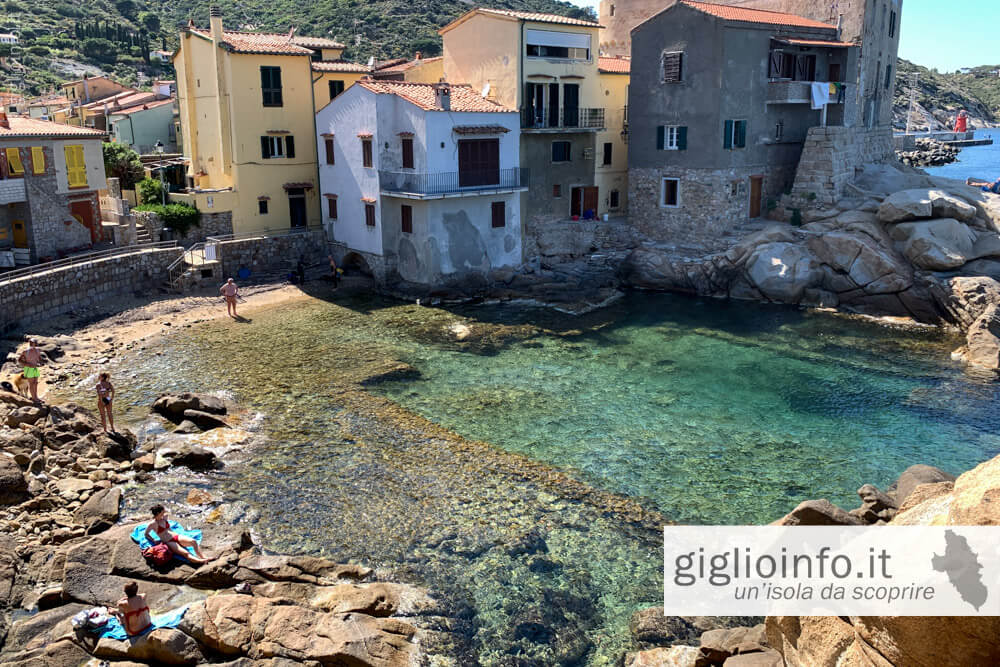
xmin=0 ymin=246 xmax=182 ymax=333
xmin=215 ymin=230 xmax=327 ymax=281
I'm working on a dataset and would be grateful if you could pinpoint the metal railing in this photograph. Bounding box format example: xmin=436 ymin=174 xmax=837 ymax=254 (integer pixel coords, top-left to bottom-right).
xmin=767 ymin=81 xmax=848 ymax=105
xmin=379 ymin=168 xmax=529 ymax=196
xmin=204 ymin=224 xmax=325 ymax=243
xmin=520 ymin=107 xmax=605 ymax=129
xmin=0 ymin=241 xmax=180 ymax=285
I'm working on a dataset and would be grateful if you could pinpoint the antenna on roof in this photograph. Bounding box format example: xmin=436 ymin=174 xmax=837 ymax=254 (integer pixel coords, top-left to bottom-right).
xmin=367 ymin=56 xmax=375 ymax=69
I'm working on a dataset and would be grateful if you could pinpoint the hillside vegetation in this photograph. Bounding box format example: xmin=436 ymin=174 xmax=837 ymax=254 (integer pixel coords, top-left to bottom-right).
xmin=893 ymin=58 xmax=1000 ymax=131
xmin=0 ymin=0 xmax=596 ymax=95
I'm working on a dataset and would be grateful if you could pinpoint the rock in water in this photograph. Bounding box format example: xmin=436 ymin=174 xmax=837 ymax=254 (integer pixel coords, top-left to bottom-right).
xmin=963 ymin=304 xmax=1000 ymax=371
xmin=182 ymin=409 xmax=231 ymax=431
xmin=773 ymin=499 xmax=863 ymax=526
xmin=152 ymin=393 xmax=227 ymax=422
xmin=744 ymin=243 xmax=821 ymax=303
xmin=888 ymin=464 xmax=957 ymax=506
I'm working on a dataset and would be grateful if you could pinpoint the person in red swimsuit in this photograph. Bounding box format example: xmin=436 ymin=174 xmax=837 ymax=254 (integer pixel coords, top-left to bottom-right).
xmin=109 ymin=581 xmax=152 ymax=636
xmin=143 ymin=505 xmax=212 ymax=564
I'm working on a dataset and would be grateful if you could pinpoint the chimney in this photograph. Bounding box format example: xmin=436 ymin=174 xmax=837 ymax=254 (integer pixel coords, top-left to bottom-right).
xmin=433 ymin=82 xmax=451 ymax=111
xmin=414 ymin=51 xmax=422 ymax=60
xmin=0 ymin=112 xmax=9 ymax=129
xmin=210 ymin=6 xmax=224 ymax=42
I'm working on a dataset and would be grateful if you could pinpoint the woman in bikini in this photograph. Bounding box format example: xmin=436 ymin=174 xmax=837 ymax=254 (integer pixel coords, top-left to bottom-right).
xmin=95 ymin=372 xmax=115 ymax=433
xmin=143 ymin=505 xmax=211 ymax=564
xmin=109 ymin=581 xmax=152 ymax=636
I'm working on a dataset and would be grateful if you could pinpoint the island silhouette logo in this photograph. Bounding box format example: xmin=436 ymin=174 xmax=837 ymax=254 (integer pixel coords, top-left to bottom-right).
xmin=931 ymin=529 xmax=989 ymax=611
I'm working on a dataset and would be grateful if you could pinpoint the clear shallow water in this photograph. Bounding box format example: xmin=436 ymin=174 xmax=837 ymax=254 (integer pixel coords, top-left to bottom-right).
xmin=923 ymin=129 xmax=1000 ymax=181
xmin=75 ymin=292 xmax=1000 ymax=665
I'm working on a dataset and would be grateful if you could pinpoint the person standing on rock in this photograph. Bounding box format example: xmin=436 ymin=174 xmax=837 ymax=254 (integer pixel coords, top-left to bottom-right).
xmin=144 ymin=505 xmax=212 ymax=565
xmin=96 ymin=372 xmax=116 ymax=434
xmin=108 ymin=581 xmax=152 ymax=637
xmin=17 ymin=339 xmax=42 ymax=403
xmin=328 ymin=254 xmax=341 ymax=288
xmin=220 ymin=278 xmax=240 ymax=318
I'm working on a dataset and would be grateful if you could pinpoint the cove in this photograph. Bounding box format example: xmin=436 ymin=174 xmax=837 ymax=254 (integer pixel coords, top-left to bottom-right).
xmin=98 ymin=291 xmax=999 ymax=665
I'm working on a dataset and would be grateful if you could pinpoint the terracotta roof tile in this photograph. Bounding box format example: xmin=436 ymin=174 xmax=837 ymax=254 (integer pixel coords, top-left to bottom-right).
xmin=598 ymin=56 xmax=630 ymax=74
xmin=474 ymin=9 xmax=601 ymax=28
xmin=27 ymin=96 xmax=70 ymax=108
xmin=190 ymin=28 xmax=313 ymax=55
xmin=291 ymin=36 xmax=345 ymax=49
xmin=0 ymin=117 xmax=106 ymax=139
xmin=109 ymin=98 xmax=175 ymax=116
xmin=356 ymin=81 xmax=514 ymax=113
xmin=312 ymin=60 xmax=370 ymax=73
xmin=376 ymin=56 xmax=443 ymax=74
xmin=681 ymin=1 xmax=837 ymax=30
xmin=782 ymin=38 xmax=854 ymax=48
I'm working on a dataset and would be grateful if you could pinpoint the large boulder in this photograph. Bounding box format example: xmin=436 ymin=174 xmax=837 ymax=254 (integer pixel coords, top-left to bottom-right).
xmin=888 ymin=465 xmax=956 ymax=506
xmin=890 ymin=219 xmax=976 ymax=270
xmin=152 ymin=393 xmax=227 ymax=422
xmin=179 ymin=594 xmax=264 ymax=656
xmin=629 ymin=607 xmax=697 ymax=646
xmin=4 ymin=405 xmax=48 ymax=428
xmin=773 ymin=499 xmax=863 ymax=526
xmin=182 ymin=409 xmax=231 ymax=431
xmin=851 ymin=616 xmax=1000 ymax=667
xmin=72 ymin=485 xmax=122 ymax=534
xmin=947 ymin=454 xmax=1000 ymax=525
xmin=745 ymin=243 xmax=821 ymax=303
xmin=806 ymin=232 xmax=912 ymax=295
xmin=0 ymin=457 xmax=28 ymax=505
xmin=878 ymin=189 xmax=977 ymax=224
xmin=962 ymin=304 xmax=1000 ymax=371
xmin=94 ymin=627 xmax=205 ymax=665
xmin=765 ymin=616 xmax=869 ymax=667
xmin=156 ymin=442 xmax=220 ymax=470
xmin=941 ymin=276 xmax=1000 ymax=328
xmin=624 ymin=645 xmax=702 ymax=667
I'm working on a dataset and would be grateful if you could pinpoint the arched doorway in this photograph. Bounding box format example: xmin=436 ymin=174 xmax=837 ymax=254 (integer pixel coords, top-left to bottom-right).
xmin=341 ymin=252 xmax=372 ymax=277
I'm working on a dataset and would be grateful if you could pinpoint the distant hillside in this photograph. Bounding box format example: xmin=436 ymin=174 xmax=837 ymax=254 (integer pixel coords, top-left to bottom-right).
xmin=893 ymin=59 xmax=1000 ymax=131
xmin=0 ymin=0 xmax=597 ymax=96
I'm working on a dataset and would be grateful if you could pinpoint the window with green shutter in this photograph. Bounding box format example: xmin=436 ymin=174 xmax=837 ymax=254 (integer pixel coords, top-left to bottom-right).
xmin=656 ymin=126 xmax=665 ymax=150
xmin=724 ymin=120 xmax=747 ymax=149
xmin=724 ymin=120 xmax=734 ymax=149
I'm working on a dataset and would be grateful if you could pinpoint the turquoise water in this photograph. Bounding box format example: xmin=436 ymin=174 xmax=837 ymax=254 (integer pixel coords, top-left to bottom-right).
xmin=88 ymin=292 xmax=1000 ymax=665
xmin=923 ymin=129 xmax=1000 ymax=181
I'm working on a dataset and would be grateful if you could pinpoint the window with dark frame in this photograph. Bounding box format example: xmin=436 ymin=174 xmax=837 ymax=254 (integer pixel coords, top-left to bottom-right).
xmin=401 ymin=137 xmax=414 ymax=169
xmin=609 ymin=190 xmax=620 ymax=209
xmin=258 ymin=200 xmax=268 ymax=214
xmin=261 ymin=135 xmax=293 ymax=159
xmin=885 ymin=64 xmax=893 ymax=90
xmin=662 ymin=178 xmax=680 ymax=207
xmin=491 ymin=201 xmax=505 ymax=228
xmin=328 ymin=198 xmax=338 ymax=219
xmin=365 ymin=203 xmax=376 ymax=226
xmin=362 ymin=139 xmax=373 ymax=168
xmin=329 ymin=80 xmax=345 ymax=100
xmin=661 ymin=51 xmax=683 ymax=83
xmin=723 ymin=120 xmax=747 ymax=149
xmin=325 ymin=138 xmax=335 ymax=165
xmin=401 ymin=204 xmax=413 ymax=233
xmin=457 ymin=138 xmax=500 ymax=187
xmin=260 ymin=66 xmax=283 ymax=107
xmin=552 ymin=141 xmax=571 ymax=162
xmin=602 ymin=142 xmax=612 ymax=165
xmin=889 ymin=10 xmax=896 ymax=38
xmin=553 ymin=184 xmax=562 ymax=198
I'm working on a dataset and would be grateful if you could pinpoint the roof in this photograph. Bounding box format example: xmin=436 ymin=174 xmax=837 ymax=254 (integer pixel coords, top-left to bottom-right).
xmin=440 ymin=8 xmax=601 ymax=34
xmin=780 ymin=38 xmax=854 ymax=48
xmin=0 ymin=116 xmax=106 ymax=139
xmin=598 ymin=56 xmax=630 ymax=74
xmin=82 ymin=90 xmax=157 ymax=110
xmin=109 ymin=98 xmax=175 ymax=116
xmin=60 ymin=75 xmax=114 ymax=88
xmin=376 ymin=56 xmax=442 ymax=75
xmin=189 ymin=28 xmax=313 ymax=56
xmin=27 ymin=96 xmax=70 ymax=108
xmin=356 ymin=81 xmax=515 ymax=113
xmin=312 ymin=60 xmax=371 ymax=73
xmin=679 ymin=1 xmax=837 ymax=30
xmin=291 ymin=36 xmax=345 ymax=49
xmin=453 ymin=125 xmax=511 ymax=134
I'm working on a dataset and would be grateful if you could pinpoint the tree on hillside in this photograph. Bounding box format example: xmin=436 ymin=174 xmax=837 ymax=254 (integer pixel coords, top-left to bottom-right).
xmin=115 ymin=0 xmax=136 ymax=18
xmin=103 ymin=143 xmax=144 ymax=190
xmin=138 ymin=11 xmax=161 ymax=34
xmin=82 ymin=38 xmax=117 ymax=63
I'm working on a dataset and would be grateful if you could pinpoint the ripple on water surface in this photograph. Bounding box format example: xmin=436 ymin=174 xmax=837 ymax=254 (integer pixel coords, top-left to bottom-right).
xmin=85 ymin=292 xmax=1000 ymax=666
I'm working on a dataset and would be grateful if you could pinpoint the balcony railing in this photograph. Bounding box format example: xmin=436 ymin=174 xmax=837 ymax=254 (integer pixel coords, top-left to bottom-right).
xmin=767 ymin=81 xmax=847 ymax=105
xmin=379 ymin=167 xmax=529 ymax=196
xmin=521 ymin=107 xmax=606 ymax=130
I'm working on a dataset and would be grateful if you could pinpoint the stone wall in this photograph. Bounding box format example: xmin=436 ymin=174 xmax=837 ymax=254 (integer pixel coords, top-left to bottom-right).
xmin=215 ymin=230 xmax=327 ymax=282
xmin=524 ymin=218 xmax=637 ymax=263
xmin=133 ymin=210 xmax=234 ymax=245
xmin=133 ymin=210 xmax=163 ymax=242
xmin=0 ymin=246 xmax=182 ymax=332
xmin=790 ymin=127 xmax=894 ymax=205
xmin=328 ymin=242 xmax=389 ymax=283
xmin=25 ymin=145 xmax=95 ymax=261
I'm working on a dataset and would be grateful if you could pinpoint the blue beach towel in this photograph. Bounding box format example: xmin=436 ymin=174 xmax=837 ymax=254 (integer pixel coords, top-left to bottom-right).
xmin=130 ymin=521 xmax=203 ymax=559
xmin=97 ymin=604 xmax=190 ymax=641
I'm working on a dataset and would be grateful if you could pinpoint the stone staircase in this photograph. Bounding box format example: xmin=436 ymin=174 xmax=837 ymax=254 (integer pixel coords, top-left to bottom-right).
xmin=135 ymin=221 xmax=153 ymax=243
xmin=165 ymin=243 xmax=221 ymax=292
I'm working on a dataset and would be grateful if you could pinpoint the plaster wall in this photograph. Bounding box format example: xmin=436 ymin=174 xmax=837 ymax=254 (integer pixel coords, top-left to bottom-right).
xmin=596 ymin=70 xmax=630 ymax=214
xmin=441 ymin=14 xmax=523 ymax=110
xmin=109 ymin=103 xmax=176 ymax=152
xmin=312 ymin=71 xmax=367 ymax=110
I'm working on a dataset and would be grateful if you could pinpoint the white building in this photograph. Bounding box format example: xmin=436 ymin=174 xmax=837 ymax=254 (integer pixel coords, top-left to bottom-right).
xmin=0 ymin=34 xmax=18 ymax=45
xmin=316 ymin=80 xmax=527 ymax=285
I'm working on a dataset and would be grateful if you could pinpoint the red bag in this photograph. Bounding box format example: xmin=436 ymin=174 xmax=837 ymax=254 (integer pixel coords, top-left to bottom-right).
xmin=142 ymin=544 xmax=172 ymax=565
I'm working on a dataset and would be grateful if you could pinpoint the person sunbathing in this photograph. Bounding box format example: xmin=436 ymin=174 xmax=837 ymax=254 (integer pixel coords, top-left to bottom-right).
xmin=108 ymin=581 xmax=152 ymax=637
xmin=143 ymin=505 xmax=212 ymax=565
xmin=967 ymin=177 xmax=1000 ymax=194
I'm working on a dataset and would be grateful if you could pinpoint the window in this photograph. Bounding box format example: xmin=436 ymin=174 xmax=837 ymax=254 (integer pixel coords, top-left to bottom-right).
xmin=657 ymin=126 xmax=687 ymax=150
xmin=602 ymin=142 xmax=612 ymax=165
xmin=553 ymin=184 xmax=562 ymax=198
xmin=328 ymin=198 xmax=338 ymax=219
xmin=551 ymin=141 xmax=571 ymax=162
xmin=329 ymin=80 xmax=345 ymax=100
xmin=769 ymin=50 xmax=796 ymax=80
xmin=362 ymin=139 xmax=373 ymax=168
xmin=30 ymin=146 xmax=44 ymax=174
xmin=885 ymin=64 xmax=893 ymax=90
xmin=401 ymin=204 xmax=412 ymax=233
xmin=610 ymin=4 xmax=615 ymax=16
xmin=401 ymin=137 xmax=414 ymax=169
xmin=723 ymin=120 xmax=747 ymax=149
xmin=795 ymin=55 xmax=816 ymax=82
xmin=609 ymin=189 xmax=620 ymax=209
xmin=889 ymin=10 xmax=896 ymax=38
xmin=526 ymin=29 xmax=591 ymax=61
xmin=661 ymin=177 xmax=680 ymax=208
xmin=527 ymin=44 xmax=590 ymax=60
xmin=458 ymin=139 xmax=499 ymax=187
xmin=261 ymin=135 xmax=294 ymax=159
xmin=661 ymin=51 xmax=683 ymax=83
xmin=775 ymin=120 xmax=785 ymax=141
xmin=324 ymin=138 xmax=335 ymax=165
xmin=64 ymin=145 xmax=87 ymax=187
xmin=365 ymin=203 xmax=376 ymax=227
xmin=4 ymin=147 xmax=24 ymax=176
xmin=258 ymin=200 xmax=269 ymax=214
xmin=260 ymin=66 xmax=283 ymax=107
xmin=491 ymin=201 xmax=505 ymax=228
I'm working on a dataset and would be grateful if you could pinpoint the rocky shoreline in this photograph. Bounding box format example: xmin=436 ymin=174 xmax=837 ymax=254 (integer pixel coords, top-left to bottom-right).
xmin=896 ymin=137 xmax=960 ymax=168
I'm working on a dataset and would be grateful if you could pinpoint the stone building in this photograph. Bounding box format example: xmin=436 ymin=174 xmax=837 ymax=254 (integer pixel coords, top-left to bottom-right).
xmin=316 ymin=80 xmax=525 ymax=284
xmin=0 ymin=113 xmax=107 ymax=265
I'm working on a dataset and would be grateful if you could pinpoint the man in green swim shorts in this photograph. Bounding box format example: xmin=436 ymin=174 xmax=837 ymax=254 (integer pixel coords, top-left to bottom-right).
xmin=18 ymin=339 xmax=42 ymax=403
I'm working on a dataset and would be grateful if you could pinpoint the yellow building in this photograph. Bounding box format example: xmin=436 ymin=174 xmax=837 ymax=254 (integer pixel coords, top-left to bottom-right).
xmin=173 ymin=7 xmax=354 ymax=233
xmin=372 ymin=54 xmax=445 ymax=83
xmin=61 ymin=76 xmax=131 ymax=104
xmin=440 ymin=9 xmax=610 ymax=224
xmin=596 ymin=56 xmax=629 ymax=216
xmin=312 ymin=61 xmax=370 ymax=108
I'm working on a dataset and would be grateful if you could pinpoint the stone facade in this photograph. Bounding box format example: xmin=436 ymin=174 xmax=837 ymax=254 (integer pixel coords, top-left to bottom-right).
xmin=132 ymin=210 xmax=233 ymax=244
xmin=214 ymin=230 xmax=327 ymax=281
xmin=0 ymin=247 xmax=182 ymax=332
xmin=789 ymin=126 xmax=893 ymax=205
xmin=328 ymin=242 xmax=390 ymax=283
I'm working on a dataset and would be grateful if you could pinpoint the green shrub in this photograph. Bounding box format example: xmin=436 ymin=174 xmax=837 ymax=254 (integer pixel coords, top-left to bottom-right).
xmin=134 ymin=203 xmax=201 ymax=238
xmin=27 ymin=45 xmax=49 ymax=56
xmin=136 ymin=177 xmax=163 ymax=205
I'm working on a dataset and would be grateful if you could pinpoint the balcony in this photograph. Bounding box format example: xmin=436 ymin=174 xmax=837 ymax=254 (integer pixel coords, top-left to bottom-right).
xmin=767 ymin=81 xmax=847 ymax=105
xmin=0 ymin=178 xmax=26 ymax=205
xmin=521 ymin=107 xmax=605 ymax=131
xmin=380 ymin=168 xmax=529 ymax=200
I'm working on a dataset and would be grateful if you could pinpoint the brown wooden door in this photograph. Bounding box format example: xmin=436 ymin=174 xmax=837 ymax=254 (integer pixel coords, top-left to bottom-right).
xmin=12 ymin=220 xmax=27 ymax=248
xmin=570 ymin=186 xmax=583 ymax=217
xmin=458 ymin=139 xmax=499 ymax=187
xmin=583 ymin=187 xmax=599 ymax=218
xmin=70 ymin=200 xmax=98 ymax=243
xmin=749 ymin=177 xmax=763 ymax=218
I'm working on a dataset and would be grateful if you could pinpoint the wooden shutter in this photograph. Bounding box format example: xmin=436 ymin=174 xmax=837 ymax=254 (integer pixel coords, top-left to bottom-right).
xmin=362 ymin=140 xmax=372 ymax=168
xmin=662 ymin=52 xmax=683 ymax=83
xmin=735 ymin=121 xmax=746 ymax=148
xmin=401 ymin=204 xmax=412 ymax=233
xmin=677 ymin=126 xmax=688 ymax=150
xmin=64 ymin=145 xmax=87 ymax=187
xmin=261 ymin=136 xmax=271 ymax=159
xmin=328 ymin=198 xmax=337 ymax=219
xmin=285 ymin=136 xmax=295 ymax=159
xmin=491 ymin=201 xmax=505 ymax=228
xmin=365 ymin=203 xmax=375 ymax=226
xmin=5 ymin=148 xmax=24 ymax=175
xmin=723 ymin=120 xmax=734 ymax=149
xmin=402 ymin=138 xmax=414 ymax=169
xmin=31 ymin=146 xmax=45 ymax=174
xmin=325 ymin=139 xmax=335 ymax=165
xmin=769 ymin=50 xmax=783 ymax=78
xmin=656 ymin=125 xmax=664 ymax=150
